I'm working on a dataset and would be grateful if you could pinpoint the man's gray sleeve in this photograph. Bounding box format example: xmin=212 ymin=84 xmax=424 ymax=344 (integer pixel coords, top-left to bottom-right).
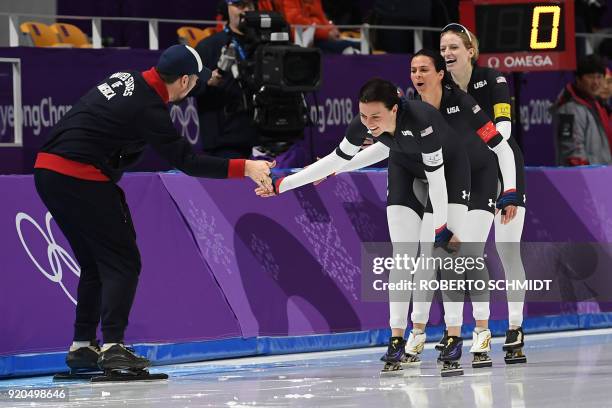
xmin=555 ymin=102 xmax=588 ymax=165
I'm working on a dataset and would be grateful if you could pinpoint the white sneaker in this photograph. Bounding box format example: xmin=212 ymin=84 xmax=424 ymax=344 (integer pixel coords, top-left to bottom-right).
xmin=469 ymin=329 xmax=492 ymax=353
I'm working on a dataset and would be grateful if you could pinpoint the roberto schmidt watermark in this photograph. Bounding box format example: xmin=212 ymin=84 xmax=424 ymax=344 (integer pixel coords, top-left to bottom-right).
xmin=361 ymin=242 xmax=612 ymax=303
xmin=372 ymin=277 xmax=552 ymax=292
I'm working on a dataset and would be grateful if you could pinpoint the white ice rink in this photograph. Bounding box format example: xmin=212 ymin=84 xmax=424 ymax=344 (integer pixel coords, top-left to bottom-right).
xmin=1 ymin=328 xmax=611 ymax=407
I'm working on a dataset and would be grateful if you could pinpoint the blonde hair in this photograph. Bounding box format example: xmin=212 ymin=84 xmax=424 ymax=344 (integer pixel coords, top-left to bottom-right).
xmin=442 ymin=28 xmax=480 ymax=64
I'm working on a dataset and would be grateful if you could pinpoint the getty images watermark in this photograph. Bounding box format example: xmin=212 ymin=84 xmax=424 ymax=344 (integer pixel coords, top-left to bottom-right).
xmin=358 ymin=242 xmax=592 ymax=303
xmin=371 ymin=253 xmax=551 ymax=292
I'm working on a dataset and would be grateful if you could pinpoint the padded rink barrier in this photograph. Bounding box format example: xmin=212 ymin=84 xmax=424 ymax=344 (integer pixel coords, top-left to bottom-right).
xmin=1 ymin=166 xmax=612 ymax=377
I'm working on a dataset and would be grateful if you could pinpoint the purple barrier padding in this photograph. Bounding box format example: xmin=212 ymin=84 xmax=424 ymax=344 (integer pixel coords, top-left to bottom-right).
xmin=160 ymin=167 xmax=612 ymax=334
xmin=522 ymin=166 xmax=612 ymax=242
xmin=3 ymin=165 xmax=612 ymax=358
xmin=1 ymin=173 xmax=241 ymax=356
xmin=159 ymin=172 xmax=391 ymax=337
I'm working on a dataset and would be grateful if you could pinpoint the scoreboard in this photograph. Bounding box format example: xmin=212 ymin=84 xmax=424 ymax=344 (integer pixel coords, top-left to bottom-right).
xmin=460 ymin=0 xmax=576 ymax=72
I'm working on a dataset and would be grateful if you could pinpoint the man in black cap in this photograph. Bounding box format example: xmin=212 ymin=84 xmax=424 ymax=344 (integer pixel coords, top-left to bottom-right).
xmin=34 ymin=44 xmax=274 ymax=377
xmin=552 ymin=54 xmax=611 ymax=166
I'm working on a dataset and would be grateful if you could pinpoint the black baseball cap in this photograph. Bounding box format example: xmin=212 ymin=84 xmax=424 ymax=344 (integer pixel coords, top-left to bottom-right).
xmin=576 ymin=54 xmax=606 ymax=77
xmin=156 ymin=44 xmax=212 ymax=83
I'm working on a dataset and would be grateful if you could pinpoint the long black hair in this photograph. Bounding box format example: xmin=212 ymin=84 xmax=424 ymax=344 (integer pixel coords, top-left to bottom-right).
xmin=413 ymin=48 xmax=457 ymax=89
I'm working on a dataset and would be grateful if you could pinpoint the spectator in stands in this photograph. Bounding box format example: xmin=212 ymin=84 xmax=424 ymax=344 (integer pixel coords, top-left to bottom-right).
xmin=272 ymin=0 xmax=358 ymax=54
xmin=195 ymin=0 xmax=258 ymax=158
xmin=552 ymin=55 xmax=612 ymax=166
xmin=599 ymin=67 xmax=612 ymax=110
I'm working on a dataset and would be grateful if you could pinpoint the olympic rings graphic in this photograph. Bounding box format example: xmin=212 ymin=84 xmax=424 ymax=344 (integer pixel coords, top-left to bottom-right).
xmin=170 ymin=97 xmax=200 ymax=145
xmin=15 ymin=211 xmax=81 ymax=305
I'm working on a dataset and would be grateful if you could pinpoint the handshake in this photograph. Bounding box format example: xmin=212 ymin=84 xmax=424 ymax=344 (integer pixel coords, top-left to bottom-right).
xmin=245 ymin=160 xmax=277 ymax=194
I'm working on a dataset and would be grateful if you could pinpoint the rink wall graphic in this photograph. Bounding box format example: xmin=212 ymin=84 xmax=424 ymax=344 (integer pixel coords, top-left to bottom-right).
xmin=2 ymin=167 xmax=612 ymax=377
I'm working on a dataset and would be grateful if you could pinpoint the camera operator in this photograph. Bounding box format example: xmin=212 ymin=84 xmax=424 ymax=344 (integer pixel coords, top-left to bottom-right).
xmin=195 ymin=0 xmax=257 ymax=158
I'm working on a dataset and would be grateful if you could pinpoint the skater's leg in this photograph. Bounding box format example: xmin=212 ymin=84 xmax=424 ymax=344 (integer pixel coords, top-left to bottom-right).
xmin=464 ymin=214 xmax=494 ymax=367
xmin=439 ymin=202 xmax=469 ymax=350
xmin=495 ymin=207 xmax=527 ymax=329
xmin=411 ymin=212 xmax=435 ymax=332
xmin=463 ymin=161 xmax=497 ymax=368
xmin=496 ymin=206 xmax=527 ymax=363
xmin=464 ymin=164 xmax=496 ymax=330
xmin=495 ymin=166 xmax=527 ymax=363
xmin=441 ymin=203 xmax=469 ymax=336
xmin=464 ymin=210 xmax=494 ymax=330
xmin=387 ymin=205 xmax=421 ymax=336
xmin=386 ymin=158 xmax=426 ymax=338
xmin=382 ymin=159 xmax=427 ymax=373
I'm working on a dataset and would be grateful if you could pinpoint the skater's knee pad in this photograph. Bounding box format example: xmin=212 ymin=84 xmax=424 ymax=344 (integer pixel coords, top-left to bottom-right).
xmin=472 ymin=301 xmax=490 ymax=321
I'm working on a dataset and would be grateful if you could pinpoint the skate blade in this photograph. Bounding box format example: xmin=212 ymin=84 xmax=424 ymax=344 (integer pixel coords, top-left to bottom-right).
xmin=504 ymin=356 xmax=527 ymax=365
xmin=53 ymin=371 xmax=104 ymax=381
xmin=90 ymin=371 xmax=168 ymax=383
xmin=472 ymin=360 xmax=493 ymax=368
xmin=380 ymin=363 xmax=403 ymax=376
xmin=441 ymin=368 xmax=463 ymax=377
xmin=401 ymin=355 xmax=422 ymax=367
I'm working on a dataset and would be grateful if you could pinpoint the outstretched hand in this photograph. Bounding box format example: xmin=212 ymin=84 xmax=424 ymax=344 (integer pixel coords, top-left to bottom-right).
xmin=255 ymin=185 xmax=277 ymax=197
xmin=245 ymin=160 xmax=275 ymax=191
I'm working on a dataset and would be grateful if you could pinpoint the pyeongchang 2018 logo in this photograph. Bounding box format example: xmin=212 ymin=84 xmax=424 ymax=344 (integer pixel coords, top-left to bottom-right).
xmin=16 ymin=211 xmax=80 ymax=304
xmin=170 ymin=97 xmax=200 ymax=145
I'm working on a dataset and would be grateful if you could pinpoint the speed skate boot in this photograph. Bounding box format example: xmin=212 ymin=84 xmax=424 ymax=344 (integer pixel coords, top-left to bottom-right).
xmin=404 ymin=329 xmax=426 ymax=365
xmin=53 ymin=341 xmax=102 ymax=381
xmin=380 ymin=336 xmax=406 ymax=375
xmin=470 ymin=328 xmax=493 ymax=368
xmin=439 ymin=336 xmax=464 ymax=377
xmin=435 ymin=330 xmax=448 ymax=365
xmin=93 ymin=343 xmax=167 ymax=382
xmin=503 ymin=327 xmax=527 ymax=364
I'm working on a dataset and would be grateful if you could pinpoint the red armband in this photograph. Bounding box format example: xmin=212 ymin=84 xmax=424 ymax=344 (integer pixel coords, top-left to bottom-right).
xmin=476 ymin=121 xmax=498 ymax=144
